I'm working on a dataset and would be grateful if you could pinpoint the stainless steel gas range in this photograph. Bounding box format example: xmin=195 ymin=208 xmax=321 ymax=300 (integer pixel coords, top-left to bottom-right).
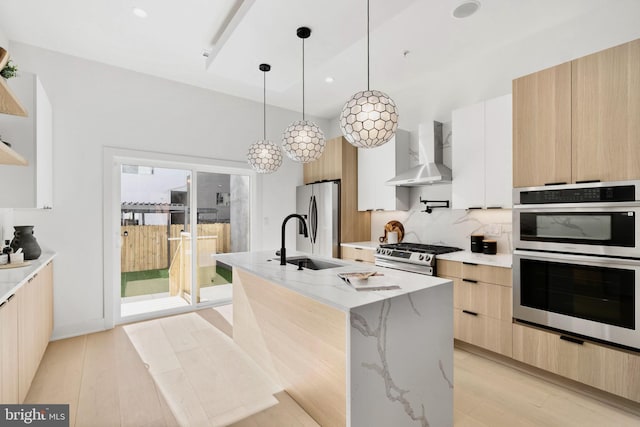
xmin=375 ymin=243 xmax=463 ymax=276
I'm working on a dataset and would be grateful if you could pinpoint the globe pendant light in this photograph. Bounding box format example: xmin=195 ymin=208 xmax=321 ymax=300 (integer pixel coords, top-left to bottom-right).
xmin=247 ymin=63 xmax=283 ymax=174
xmin=282 ymin=27 xmax=326 ymax=163
xmin=340 ymin=0 xmax=398 ymax=148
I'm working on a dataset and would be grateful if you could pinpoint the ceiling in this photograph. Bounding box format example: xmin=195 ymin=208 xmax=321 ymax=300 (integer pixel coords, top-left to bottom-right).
xmin=1 ymin=0 xmax=639 ymax=126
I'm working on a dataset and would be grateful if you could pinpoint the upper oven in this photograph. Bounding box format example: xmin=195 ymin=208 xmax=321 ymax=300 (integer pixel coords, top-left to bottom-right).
xmin=513 ymin=181 xmax=640 ymax=257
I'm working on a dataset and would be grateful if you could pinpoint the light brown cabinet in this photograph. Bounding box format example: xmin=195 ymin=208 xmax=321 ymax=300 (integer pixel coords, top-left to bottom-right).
xmin=513 ymin=323 xmax=640 ymax=403
xmin=0 ymin=261 xmax=54 ymax=403
xmin=437 ymin=259 xmax=513 ymax=357
xmin=0 ymin=290 xmax=20 ymax=404
xmin=572 ymin=39 xmax=640 ymax=183
xmin=341 ymin=245 xmax=375 ymax=264
xmin=18 ymin=261 xmax=54 ymax=402
xmin=303 ymin=136 xmax=342 ymax=184
xmin=513 ymin=38 xmax=640 ymax=187
xmin=512 ymin=62 xmax=571 ymax=188
xmin=303 ymin=136 xmax=370 ymax=244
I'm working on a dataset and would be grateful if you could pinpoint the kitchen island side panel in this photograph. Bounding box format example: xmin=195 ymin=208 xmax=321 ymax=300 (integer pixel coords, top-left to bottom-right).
xmin=349 ymin=283 xmax=453 ymax=427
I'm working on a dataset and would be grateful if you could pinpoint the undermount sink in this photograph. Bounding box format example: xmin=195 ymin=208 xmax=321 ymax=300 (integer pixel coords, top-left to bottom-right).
xmin=280 ymin=256 xmax=343 ymax=271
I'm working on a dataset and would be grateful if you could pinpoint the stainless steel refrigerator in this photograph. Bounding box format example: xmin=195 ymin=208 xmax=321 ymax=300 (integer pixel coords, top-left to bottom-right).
xmin=296 ymin=181 xmax=340 ymax=258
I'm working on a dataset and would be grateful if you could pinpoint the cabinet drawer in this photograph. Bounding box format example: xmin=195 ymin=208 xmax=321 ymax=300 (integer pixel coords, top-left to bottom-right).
xmin=461 ymin=262 xmax=512 ymax=287
xmin=341 ymin=246 xmax=375 ymax=263
xmin=453 ymin=277 xmax=512 ymax=320
xmin=437 ymin=260 xmax=461 ymax=278
xmin=513 ymin=323 xmax=640 ymax=402
xmin=454 ymin=308 xmax=512 ymax=357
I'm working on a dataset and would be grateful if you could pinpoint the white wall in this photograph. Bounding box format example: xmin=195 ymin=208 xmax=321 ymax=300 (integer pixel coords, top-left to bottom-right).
xmin=0 ymin=23 xmax=7 ymax=48
xmin=8 ymin=42 xmax=329 ymax=339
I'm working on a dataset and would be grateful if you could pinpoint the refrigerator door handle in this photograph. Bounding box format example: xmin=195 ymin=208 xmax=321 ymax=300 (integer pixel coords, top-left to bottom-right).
xmin=311 ymin=195 xmax=318 ymax=244
xmin=307 ymin=197 xmax=313 ymax=242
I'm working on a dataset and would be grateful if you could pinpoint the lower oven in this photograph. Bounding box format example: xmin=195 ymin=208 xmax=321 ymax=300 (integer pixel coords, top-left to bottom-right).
xmin=513 ymin=249 xmax=640 ymax=350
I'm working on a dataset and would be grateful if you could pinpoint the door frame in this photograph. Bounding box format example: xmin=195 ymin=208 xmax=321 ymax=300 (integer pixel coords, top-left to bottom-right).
xmin=103 ymin=147 xmax=259 ymax=328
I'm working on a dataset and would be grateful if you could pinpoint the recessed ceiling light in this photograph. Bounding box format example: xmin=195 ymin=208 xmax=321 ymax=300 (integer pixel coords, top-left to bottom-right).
xmin=132 ymin=7 xmax=148 ymax=18
xmin=452 ymin=0 xmax=480 ymax=19
xmin=325 ymin=76 xmax=334 ymax=83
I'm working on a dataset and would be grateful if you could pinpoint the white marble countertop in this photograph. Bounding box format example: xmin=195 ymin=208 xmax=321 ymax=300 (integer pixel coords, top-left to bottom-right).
xmin=436 ymin=250 xmax=512 ymax=268
xmin=0 ymin=252 xmax=56 ymax=305
xmin=214 ymin=250 xmax=451 ymax=311
xmin=340 ymin=241 xmax=379 ymax=250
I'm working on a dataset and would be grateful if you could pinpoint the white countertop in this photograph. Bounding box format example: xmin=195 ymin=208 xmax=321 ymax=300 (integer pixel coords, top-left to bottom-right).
xmin=214 ymin=250 xmax=451 ymax=311
xmin=0 ymin=252 xmax=56 ymax=305
xmin=436 ymin=250 xmax=512 ymax=268
xmin=340 ymin=241 xmax=379 ymax=249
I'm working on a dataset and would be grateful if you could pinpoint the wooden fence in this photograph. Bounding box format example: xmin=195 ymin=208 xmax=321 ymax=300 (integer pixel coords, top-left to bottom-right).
xmin=120 ymin=223 xmax=231 ymax=273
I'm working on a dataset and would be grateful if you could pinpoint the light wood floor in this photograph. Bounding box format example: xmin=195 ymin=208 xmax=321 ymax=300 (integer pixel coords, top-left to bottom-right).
xmin=24 ymin=307 xmax=640 ymax=427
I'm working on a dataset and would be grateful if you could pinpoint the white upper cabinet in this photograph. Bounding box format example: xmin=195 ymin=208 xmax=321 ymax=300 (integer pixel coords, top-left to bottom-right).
xmin=452 ymin=94 xmax=512 ymax=209
xmin=358 ymin=130 xmax=410 ymax=211
xmin=484 ymin=95 xmax=512 ymax=207
xmin=0 ymin=73 xmax=53 ymax=209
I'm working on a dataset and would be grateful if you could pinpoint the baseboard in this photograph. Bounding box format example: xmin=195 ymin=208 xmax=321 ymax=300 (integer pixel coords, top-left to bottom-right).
xmin=454 ymin=340 xmax=640 ymax=417
xmin=50 ymin=318 xmax=108 ymax=341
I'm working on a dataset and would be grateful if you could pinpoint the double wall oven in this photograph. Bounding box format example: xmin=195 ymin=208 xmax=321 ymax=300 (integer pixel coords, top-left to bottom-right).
xmin=513 ymin=180 xmax=640 ymax=350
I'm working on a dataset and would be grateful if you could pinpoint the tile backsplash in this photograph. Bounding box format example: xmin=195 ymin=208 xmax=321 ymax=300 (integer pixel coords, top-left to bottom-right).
xmin=371 ymin=186 xmax=513 ymax=254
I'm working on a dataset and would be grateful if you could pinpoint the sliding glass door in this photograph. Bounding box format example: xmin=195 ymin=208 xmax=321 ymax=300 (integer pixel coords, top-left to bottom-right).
xmin=112 ymin=158 xmax=252 ymax=323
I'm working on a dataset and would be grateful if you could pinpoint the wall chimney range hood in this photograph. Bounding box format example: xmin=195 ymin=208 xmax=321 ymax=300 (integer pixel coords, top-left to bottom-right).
xmin=386 ymin=121 xmax=451 ymax=186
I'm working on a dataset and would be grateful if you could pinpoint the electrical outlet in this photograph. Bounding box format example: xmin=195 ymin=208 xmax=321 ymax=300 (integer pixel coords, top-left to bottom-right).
xmin=485 ymin=224 xmax=501 ymax=237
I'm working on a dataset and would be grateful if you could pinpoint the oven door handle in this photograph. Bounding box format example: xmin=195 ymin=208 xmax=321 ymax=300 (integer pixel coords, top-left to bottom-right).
xmin=514 ymin=249 xmax=640 ymax=266
xmin=514 ymin=201 xmax=640 ymax=210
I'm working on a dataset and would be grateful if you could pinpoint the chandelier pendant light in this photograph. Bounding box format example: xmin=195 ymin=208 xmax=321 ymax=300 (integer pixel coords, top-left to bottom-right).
xmin=247 ymin=63 xmax=283 ymax=174
xmin=282 ymin=26 xmax=326 ymax=163
xmin=340 ymin=0 xmax=399 ymax=148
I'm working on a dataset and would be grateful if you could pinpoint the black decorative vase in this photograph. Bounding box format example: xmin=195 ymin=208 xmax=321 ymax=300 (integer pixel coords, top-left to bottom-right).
xmin=10 ymin=225 xmax=42 ymax=260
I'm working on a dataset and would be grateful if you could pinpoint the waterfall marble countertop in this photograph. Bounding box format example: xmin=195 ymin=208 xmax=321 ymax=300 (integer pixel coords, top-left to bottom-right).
xmin=0 ymin=252 xmax=56 ymax=305
xmin=214 ymin=250 xmax=452 ymax=311
xmin=436 ymin=250 xmax=512 ymax=268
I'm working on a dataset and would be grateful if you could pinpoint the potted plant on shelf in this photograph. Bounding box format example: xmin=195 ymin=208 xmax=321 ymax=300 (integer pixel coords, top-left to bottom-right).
xmin=0 ymin=47 xmax=18 ymax=79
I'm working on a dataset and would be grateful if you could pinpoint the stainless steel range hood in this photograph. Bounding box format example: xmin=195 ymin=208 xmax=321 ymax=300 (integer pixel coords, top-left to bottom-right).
xmin=386 ymin=121 xmax=451 ymax=186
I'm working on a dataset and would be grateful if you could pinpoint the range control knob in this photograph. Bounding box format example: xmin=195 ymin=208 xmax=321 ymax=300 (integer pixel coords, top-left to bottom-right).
xmin=418 ymin=254 xmax=424 ymax=261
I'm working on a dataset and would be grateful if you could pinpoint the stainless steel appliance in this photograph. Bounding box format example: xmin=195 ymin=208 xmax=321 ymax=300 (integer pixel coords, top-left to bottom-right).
xmin=513 ymin=180 xmax=640 ymax=350
xmin=375 ymin=243 xmax=462 ymax=275
xmin=514 ymin=180 xmax=640 ymax=257
xmin=513 ymin=250 xmax=640 ymax=350
xmin=296 ymin=181 xmax=339 ymax=258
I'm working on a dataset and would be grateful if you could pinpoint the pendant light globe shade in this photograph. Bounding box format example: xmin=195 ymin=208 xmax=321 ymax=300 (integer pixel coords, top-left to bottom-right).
xmin=282 ymin=120 xmax=326 ymax=163
xmin=340 ymin=89 xmax=398 ymax=148
xmin=247 ymin=63 xmax=282 ymax=174
xmin=247 ymin=140 xmax=283 ymax=173
xmin=282 ymin=27 xmax=326 ymax=163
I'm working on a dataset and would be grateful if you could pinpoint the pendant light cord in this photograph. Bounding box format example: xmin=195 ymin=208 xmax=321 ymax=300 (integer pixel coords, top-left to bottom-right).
xmin=263 ymin=70 xmax=267 ymax=140
xmin=302 ymin=37 xmax=306 ymax=120
xmin=367 ymin=0 xmax=370 ymax=91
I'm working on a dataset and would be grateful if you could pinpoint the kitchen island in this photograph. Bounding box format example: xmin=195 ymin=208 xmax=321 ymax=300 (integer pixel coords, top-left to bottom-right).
xmin=214 ymin=250 xmax=453 ymax=427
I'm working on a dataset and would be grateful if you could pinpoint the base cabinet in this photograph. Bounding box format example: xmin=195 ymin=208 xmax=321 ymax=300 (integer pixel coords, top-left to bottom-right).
xmin=340 ymin=246 xmax=375 ymax=263
xmin=0 ymin=291 xmax=19 ymax=403
xmin=454 ymin=309 xmax=512 ymax=356
xmin=0 ymin=261 xmax=53 ymax=403
xmin=18 ymin=261 xmax=54 ymax=402
xmin=438 ymin=259 xmax=512 ymax=357
xmin=513 ymin=323 xmax=640 ymax=402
